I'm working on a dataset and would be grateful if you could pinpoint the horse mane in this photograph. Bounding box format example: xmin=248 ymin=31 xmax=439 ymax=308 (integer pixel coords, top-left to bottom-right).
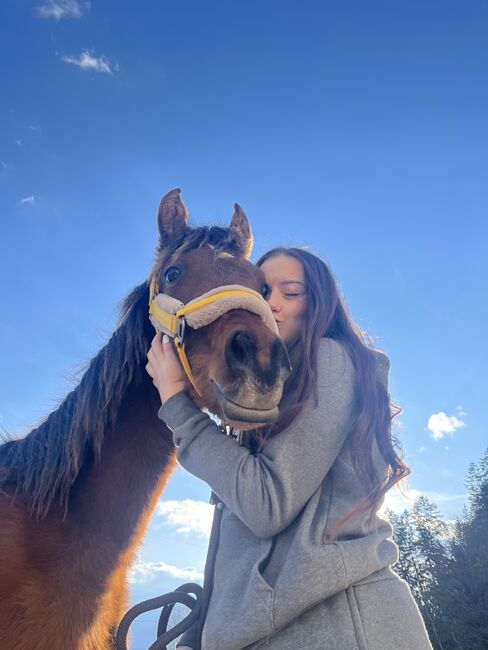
xmin=0 ymin=224 xmax=242 ymax=520
xmin=0 ymin=281 xmax=152 ymax=519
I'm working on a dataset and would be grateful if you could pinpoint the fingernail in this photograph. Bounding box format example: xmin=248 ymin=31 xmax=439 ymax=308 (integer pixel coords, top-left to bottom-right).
xmin=162 ymin=334 xmax=170 ymax=344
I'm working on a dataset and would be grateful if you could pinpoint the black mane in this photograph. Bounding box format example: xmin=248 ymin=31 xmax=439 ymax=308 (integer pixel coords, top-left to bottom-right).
xmin=0 ymin=281 xmax=152 ymax=519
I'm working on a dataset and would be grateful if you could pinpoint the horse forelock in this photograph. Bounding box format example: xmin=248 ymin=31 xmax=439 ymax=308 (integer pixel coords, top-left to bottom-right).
xmin=157 ymin=225 xmax=246 ymax=259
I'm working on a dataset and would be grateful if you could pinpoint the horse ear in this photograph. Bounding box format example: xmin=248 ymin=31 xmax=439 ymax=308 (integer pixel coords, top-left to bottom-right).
xmin=157 ymin=188 xmax=189 ymax=248
xmin=230 ymin=203 xmax=253 ymax=259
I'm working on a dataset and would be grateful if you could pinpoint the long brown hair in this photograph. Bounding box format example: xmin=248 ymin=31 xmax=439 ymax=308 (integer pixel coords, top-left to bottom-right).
xmin=240 ymin=247 xmax=410 ymax=534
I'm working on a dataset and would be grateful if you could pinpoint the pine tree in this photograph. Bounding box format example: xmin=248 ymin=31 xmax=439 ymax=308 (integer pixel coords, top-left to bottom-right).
xmin=387 ymin=449 xmax=488 ymax=649
xmin=433 ymin=449 xmax=488 ymax=649
xmin=411 ymin=497 xmax=449 ymax=649
xmin=385 ymin=508 xmax=418 ymax=593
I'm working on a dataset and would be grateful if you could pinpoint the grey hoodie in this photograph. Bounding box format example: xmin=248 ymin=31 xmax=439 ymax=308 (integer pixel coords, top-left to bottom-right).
xmin=158 ymin=338 xmax=432 ymax=650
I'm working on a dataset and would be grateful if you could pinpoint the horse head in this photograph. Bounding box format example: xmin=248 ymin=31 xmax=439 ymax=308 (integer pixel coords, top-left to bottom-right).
xmin=149 ymin=188 xmax=291 ymax=430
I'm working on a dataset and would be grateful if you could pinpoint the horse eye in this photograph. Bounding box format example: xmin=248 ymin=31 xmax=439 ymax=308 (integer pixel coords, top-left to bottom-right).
xmin=261 ymin=283 xmax=270 ymax=300
xmin=164 ymin=266 xmax=182 ymax=283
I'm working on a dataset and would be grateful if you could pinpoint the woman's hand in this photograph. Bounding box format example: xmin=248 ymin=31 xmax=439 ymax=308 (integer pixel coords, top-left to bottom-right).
xmin=146 ymin=332 xmax=189 ymax=404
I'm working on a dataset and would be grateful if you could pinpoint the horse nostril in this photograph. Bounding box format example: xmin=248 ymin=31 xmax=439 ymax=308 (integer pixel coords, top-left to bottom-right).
xmin=226 ymin=331 xmax=254 ymax=370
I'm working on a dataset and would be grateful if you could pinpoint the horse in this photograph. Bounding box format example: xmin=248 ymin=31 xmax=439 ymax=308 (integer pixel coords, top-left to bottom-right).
xmin=0 ymin=188 xmax=290 ymax=650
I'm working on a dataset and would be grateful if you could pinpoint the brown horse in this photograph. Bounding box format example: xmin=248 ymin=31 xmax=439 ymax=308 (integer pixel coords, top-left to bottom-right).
xmin=0 ymin=189 xmax=290 ymax=650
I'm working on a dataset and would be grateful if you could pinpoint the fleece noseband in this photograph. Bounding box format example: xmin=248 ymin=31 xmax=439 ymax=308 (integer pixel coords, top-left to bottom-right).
xmin=148 ymin=277 xmax=278 ymax=396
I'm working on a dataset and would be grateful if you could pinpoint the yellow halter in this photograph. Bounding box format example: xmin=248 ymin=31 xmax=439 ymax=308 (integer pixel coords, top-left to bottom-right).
xmin=148 ymin=276 xmax=277 ymax=396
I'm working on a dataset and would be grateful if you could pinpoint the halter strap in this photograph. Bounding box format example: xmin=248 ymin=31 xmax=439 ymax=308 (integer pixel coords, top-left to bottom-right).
xmin=147 ymin=276 xmax=275 ymax=397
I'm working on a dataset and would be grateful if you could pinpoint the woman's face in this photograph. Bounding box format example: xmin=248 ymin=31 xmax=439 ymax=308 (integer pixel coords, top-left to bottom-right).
xmin=259 ymin=254 xmax=307 ymax=345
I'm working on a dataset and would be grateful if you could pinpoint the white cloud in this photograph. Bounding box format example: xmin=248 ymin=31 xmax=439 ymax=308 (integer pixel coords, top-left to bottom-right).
xmin=128 ymin=558 xmax=204 ymax=584
xmin=155 ymin=499 xmax=213 ymax=538
xmin=426 ymin=492 xmax=467 ymax=504
xmin=16 ymin=139 xmax=23 ymax=147
xmin=19 ymin=196 xmax=36 ymax=205
xmin=427 ymin=411 xmax=466 ymax=441
xmin=61 ymin=50 xmax=116 ymax=74
xmin=380 ymin=486 xmax=467 ymax=515
xmin=380 ymin=487 xmax=423 ymax=515
xmin=37 ymin=0 xmax=89 ymax=21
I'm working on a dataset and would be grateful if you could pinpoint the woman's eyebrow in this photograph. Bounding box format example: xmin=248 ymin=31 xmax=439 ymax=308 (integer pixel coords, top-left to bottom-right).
xmin=280 ymin=280 xmax=305 ymax=287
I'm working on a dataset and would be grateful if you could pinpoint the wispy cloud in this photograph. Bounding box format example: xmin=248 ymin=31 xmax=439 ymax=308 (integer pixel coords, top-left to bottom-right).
xmin=37 ymin=0 xmax=89 ymax=21
xmin=128 ymin=558 xmax=204 ymax=584
xmin=61 ymin=50 xmax=117 ymax=74
xmin=380 ymin=487 xmax=467 ymax=515
xmin=154 ymin=499 xmax=213 ymax=538
xmin=426 ymin=492 xmax=467 ymax=504
xmin=19 ymin=196 xmax=36 ymax=206
xmin=427 ymin=411 xmax=466 ymax=441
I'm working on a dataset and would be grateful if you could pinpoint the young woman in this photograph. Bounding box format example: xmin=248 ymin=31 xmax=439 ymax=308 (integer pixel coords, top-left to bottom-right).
xmin=146 ymin=248 xmax=433 ymax=650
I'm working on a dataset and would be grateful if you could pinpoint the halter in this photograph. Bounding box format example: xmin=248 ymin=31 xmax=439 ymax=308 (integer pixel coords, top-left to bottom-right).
xmin=148 ymin=276 xmax=278 ymax=396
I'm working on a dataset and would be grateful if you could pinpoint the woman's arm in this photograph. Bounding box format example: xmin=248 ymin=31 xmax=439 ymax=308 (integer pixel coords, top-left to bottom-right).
xmin=157 ymin=337 xmax=357 ymax=539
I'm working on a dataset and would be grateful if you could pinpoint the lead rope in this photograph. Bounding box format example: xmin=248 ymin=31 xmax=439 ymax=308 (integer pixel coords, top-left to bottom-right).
xmin=115 ymin=583 xmax=203 ymax=650
xmin=114 ymin=502 xmax=224 ymax=650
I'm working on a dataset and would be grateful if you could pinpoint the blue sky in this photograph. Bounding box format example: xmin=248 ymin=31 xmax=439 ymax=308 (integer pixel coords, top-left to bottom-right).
xmin=1 ymin=1 xmax=487 ymax=647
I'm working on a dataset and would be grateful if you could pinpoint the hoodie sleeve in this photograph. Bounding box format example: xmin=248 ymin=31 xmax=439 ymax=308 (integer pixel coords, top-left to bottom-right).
xmin=158 ymin=338 xmax=358 ymax=538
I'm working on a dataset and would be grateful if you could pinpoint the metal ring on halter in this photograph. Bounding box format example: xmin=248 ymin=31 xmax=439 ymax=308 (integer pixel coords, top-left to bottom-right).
xmin=176 ymin=317 xmax=186 ymax=345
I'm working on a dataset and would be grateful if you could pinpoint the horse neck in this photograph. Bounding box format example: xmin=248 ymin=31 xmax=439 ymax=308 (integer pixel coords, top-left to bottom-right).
xmin=62 ymin=280 xmax=176 ymax=549
xmin=4 ymin=281 xmax=176 ymax=552
xmin=66 ymin=374 xmax=176 ymax=552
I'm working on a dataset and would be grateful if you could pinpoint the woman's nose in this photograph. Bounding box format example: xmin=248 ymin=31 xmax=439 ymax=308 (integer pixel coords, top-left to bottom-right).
xmin=267 ymin=289 xmax=281 ymax=313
